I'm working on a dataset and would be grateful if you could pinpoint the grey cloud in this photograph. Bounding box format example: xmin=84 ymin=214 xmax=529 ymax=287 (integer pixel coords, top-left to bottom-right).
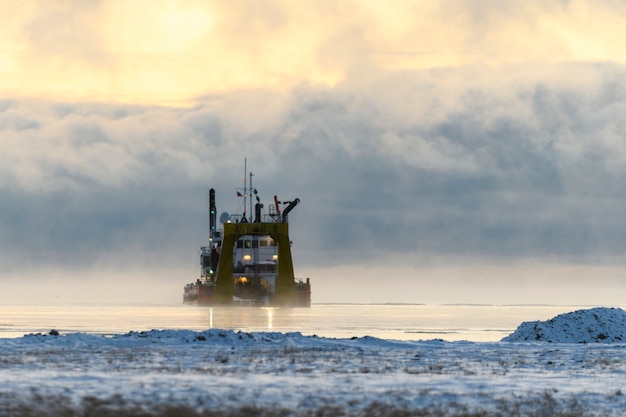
xmin=3 ymin=62 xmax=626 ymax=273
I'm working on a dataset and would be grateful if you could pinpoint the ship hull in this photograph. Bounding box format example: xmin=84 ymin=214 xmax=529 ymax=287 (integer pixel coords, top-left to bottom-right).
xmin=183 ymin=281 xmax=311 ymax=307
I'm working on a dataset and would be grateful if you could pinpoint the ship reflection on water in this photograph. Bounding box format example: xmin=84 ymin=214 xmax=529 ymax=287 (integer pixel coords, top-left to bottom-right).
xmin=207 ymin=307 xmax=280 ymax=332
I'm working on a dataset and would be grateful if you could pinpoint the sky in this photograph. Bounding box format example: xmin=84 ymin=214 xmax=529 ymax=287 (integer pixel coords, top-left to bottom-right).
xmin=2 ymin=0 xmax=626 ymax=305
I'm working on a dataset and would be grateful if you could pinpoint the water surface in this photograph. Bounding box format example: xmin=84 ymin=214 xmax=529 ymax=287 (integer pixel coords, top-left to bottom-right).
xmin=0 ymin=303 xmax=604 ymax=341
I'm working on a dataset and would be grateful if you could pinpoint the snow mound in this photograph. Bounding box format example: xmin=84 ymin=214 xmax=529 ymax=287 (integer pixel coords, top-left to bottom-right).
xmin=15 ymin=329 xmax=315 ymax=348
xmin=502 ymin=307 xmax=626 ymax=343
xmin=9 ymin=328 xmax=403 ymax=350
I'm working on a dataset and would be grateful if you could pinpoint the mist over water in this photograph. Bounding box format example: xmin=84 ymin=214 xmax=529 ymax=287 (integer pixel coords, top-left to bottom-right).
xmin=3 ymin=265 xmax=624 ymax=342
xmin=0 ymin=304 xmax=607 ymax=342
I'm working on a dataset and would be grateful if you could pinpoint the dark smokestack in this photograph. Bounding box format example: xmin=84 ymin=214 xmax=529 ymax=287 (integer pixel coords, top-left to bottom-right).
xmin=282 ymin=198 xmax=300 ymax=223
xmin=254 ymin=202 xmax=264 ymax=223
xmin=209 ymin=188 xmax=216 ymax=237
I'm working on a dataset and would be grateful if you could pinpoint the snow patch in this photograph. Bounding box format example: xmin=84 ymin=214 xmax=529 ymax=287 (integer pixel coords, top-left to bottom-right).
xmin=502 ymin=307 xmax=626 ymax=343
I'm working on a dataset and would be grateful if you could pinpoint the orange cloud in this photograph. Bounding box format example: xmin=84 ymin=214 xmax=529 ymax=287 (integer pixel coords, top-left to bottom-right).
xmin=1 ymin=0 xmax=626 ymax=105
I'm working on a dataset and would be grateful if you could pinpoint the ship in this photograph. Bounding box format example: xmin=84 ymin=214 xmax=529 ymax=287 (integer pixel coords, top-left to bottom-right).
xmin=183 ymin=168 xmax=311 ymax=307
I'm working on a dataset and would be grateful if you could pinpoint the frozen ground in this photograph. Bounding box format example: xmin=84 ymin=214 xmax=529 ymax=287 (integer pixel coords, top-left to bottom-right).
xmin=0 ymin=308 xmax=625 ymax=416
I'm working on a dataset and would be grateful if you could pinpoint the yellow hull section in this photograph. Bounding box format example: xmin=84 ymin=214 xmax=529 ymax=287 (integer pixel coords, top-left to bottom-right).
xmin=214 ymin=222 xmax=297 ymax=306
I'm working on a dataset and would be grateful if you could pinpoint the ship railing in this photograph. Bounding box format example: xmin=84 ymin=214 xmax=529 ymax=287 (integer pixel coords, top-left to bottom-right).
xmin=263 ymin=213 xmax=282 ymax=222
xmin=227 ymin=213 xmax=284 ymax=223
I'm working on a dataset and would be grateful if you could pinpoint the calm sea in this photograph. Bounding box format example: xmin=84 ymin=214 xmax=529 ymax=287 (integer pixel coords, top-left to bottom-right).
xmin=0 ymin=304 xmax=607 ymax=342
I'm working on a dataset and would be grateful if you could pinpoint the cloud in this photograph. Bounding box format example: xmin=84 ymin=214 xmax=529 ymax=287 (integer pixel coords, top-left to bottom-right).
xmin=3 ymin=61 xmax=626 ymax=281
xmin=4 ymin=1 xmax=626 ymax=104
xmin=4 ymin=1 xmax=626 ymax=304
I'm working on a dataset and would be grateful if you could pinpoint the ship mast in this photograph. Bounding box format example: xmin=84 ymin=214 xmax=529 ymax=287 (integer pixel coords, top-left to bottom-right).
xmin=243 ymin=158 xmax=247 ymax=222
xmin=242 ymin=158 xmax=256 ymax=222
xmin=249 ymin=170 xmax=254 ymax=221
xmin=209 ymin=188 xmax=216 ymax=239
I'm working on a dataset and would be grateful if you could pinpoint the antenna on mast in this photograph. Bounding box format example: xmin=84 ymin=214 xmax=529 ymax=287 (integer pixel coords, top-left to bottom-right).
xmin=242 ymin=158 xmax=247 ymax=221
xmin=249 ymin=170 xmax=254 ymax=221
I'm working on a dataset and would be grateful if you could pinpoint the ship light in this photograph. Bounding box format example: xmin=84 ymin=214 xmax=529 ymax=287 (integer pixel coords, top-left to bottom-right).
xmin=240 ymin=277 xmax=248 ymax=283
xmin=243 ymin=254 xmax=252 ymax=262
xmin=272 ymin=255 xmax=278 ymax=261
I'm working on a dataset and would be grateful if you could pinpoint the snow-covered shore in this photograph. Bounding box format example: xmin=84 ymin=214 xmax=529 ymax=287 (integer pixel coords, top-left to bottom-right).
xmin=1 ymin=308 xmax=625 ymax=416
